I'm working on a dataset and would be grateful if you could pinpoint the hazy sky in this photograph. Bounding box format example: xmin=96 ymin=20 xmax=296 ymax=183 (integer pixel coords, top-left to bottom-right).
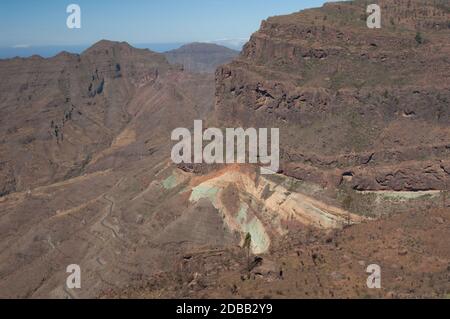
xmin=0 ymin=0 xmax=331 ymax=47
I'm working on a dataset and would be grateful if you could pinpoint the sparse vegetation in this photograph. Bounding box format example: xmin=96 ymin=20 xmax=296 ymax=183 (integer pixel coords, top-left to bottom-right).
xmin=243 ymin=233 xmax=252 ymax=272
xmin=415 ymin=31 xmax=424 ymax=44
xmin=341 ymin=190 xmax=353 ymax=226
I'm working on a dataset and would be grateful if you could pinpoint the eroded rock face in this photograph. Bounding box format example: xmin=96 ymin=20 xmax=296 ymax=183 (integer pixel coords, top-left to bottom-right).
xmin=0 ymin=41 xmax=219 ymax=298
xmin=215 ymin=0 xmax=450 ymax=191
xmin=187 ymin=166 xmax=364 ymax=254
xmin=0 ymin=40 xmax=213 ymax=194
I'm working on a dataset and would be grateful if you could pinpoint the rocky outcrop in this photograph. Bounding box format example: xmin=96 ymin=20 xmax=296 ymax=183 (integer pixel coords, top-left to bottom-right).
xmin=215 ymin=0 xmax=450 ymax=191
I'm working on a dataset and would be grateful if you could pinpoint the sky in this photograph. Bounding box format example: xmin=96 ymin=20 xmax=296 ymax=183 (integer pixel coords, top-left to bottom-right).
xmin=0 ymin=0 xmax=331 ymax=49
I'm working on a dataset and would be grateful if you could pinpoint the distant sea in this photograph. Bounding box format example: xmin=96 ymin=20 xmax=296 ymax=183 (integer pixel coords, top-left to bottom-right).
xmin=0 ymin=41 xmax=245 ymax=59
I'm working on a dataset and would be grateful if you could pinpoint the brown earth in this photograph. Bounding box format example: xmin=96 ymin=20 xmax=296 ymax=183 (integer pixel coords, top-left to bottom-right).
xmin=103 ymin=207 xmax=450 ymax=299
xmin=215 ymin=0 xmax=450 ymax=191
xmin=0 ymin=0 xmax=448 ymax=299
xmin=0 ymin=40 xmax=213 ymax=195
xmin=0 ymin=40 xmax=219 ymax=298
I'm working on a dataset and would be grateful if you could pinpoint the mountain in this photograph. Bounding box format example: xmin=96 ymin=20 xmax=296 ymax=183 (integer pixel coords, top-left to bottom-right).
xmin=0 ymin=1 xmax=449 ymax=299
xmin=0 ymin=40 xmax=219 ymax=298
xmin=164 ymin=42 xmax=239 ymax=73
xmin=215 ymin=0 xmax=450 ymax=192
xmin=0 ymin=40 xmax=213 ymax=196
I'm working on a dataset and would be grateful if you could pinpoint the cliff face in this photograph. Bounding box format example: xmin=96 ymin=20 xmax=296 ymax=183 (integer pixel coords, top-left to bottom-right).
xmin=215 ymin=0 xmax=450 ymax=191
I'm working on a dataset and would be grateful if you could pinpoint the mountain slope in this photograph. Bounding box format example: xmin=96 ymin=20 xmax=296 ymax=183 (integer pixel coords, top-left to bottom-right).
xmin=0 ymin=40 xmax=220 ymax=298
xmin=215 ymin=0 xmax=450 ymax=192
xmin=0 ymin=0 xmax=449 ymax=299
xmin=0 ymin=40 xmax=213 ymax=195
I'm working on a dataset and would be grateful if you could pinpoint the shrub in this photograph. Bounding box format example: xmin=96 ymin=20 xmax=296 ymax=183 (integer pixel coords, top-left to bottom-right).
xmin=415 ymin=32 xmax=424 ymax=44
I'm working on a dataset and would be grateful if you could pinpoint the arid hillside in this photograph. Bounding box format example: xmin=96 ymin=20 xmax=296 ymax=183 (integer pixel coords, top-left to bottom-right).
xmin=0 ymin=40 xmax=220 ymax=298
xmin=0 ymin=40 xmax=214 ymax=195
xmin=105 ymin=207 xmax=450 ymax=299
xmin=0 ymin=0 xmax=448 ymax=299
xmin=215 ymin=0 xmax=450 ymax=192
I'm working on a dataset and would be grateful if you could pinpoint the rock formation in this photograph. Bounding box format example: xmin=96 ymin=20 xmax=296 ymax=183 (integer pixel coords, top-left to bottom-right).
xmin=0 ymin=40 xmax=213 ymax=194
xmin=215 ymin=0 xmax=450 ymax=191
xmin=0 ymin=0 xmax=448 ymax=299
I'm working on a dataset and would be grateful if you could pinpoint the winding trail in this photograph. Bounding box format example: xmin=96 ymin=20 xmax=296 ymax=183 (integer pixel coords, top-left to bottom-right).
xmin=101 ymin=194 xmax=124 ymax=242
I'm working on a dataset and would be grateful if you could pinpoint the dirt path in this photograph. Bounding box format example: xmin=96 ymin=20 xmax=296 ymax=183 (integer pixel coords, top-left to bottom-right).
xmin=101 ymin=194 xmax=124 ymax=242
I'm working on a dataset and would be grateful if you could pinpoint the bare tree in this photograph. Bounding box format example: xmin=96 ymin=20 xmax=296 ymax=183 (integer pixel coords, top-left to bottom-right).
xmin=243 ymin=233 xmax=252 ymax=272
xmin=342 ymin=191 xmax=353 ymax=227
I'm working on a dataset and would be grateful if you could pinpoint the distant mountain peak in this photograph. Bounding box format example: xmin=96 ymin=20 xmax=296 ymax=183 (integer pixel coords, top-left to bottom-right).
xmin=82 ymin=40 xmax=140 ymax=57
xmin=89 ymin=39 xmax=133 ymax=50
xmin=52 ymin=51 xmax=79 ymax=60
xmin=172 ymin=42 xmax=239 ymax=54
xmin=164 ymin=42 xmax=239 ymax=73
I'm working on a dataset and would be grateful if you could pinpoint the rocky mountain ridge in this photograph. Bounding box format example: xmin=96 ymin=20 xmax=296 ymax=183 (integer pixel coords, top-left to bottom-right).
xmin=0 ymin=40 xmax=213 ymax=195
xmin=215 ymin=0 xmax=450 ymax=191
xmin=0 ymin=0 xmax=448 ymax=299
